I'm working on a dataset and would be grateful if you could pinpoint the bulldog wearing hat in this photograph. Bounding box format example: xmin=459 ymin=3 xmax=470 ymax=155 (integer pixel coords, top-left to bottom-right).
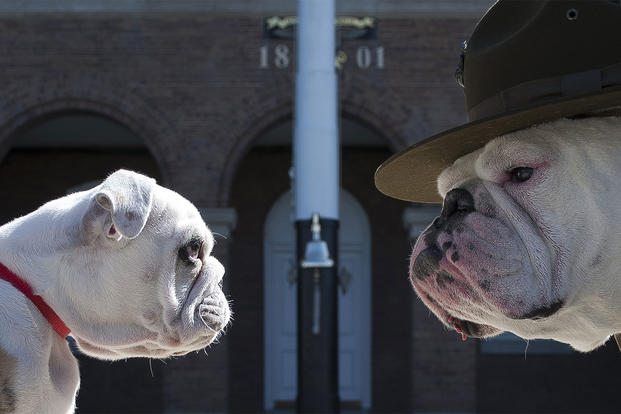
xmin=0 ymin=170 xmax=230 ymax=412
xmin=376 ymin=0 xmax=621 ymax=352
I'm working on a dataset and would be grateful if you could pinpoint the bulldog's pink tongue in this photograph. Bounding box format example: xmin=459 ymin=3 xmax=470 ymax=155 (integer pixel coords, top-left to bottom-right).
xmin=448 ymin=316 xmax=467 ymax=341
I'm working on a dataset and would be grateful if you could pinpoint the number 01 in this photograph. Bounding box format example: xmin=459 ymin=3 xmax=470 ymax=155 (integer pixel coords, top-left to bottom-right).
xmin=356 ymin=46 xmax=384 ymax=69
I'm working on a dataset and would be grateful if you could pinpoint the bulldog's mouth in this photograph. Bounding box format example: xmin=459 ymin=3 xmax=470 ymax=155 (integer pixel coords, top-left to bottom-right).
xmin=419 ymin=287 xmax=502 ymax=340
xmin=197 ymin=291 xmax=229 ymax=332
xmin=448 ymin=316 xmax=490 ymax=340
xmin=185 ymin=284 xmax=230 ymax=334
xmin=181 ymin=256 xmax=230 ymax=333
xmin=411 ymin=202 xmax=561 ymax=340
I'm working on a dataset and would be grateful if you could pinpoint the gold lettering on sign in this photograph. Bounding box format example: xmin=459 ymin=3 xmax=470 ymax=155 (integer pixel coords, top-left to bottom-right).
xmin=335 ymin=51 xmax=348 ymax=70
xmin=336 ymin=16 xmax=375 ymax=29
xmin=265 ymin=16 xmax=376 ymax=31
xmin=265 ymin=16 xmax=298 ymax=31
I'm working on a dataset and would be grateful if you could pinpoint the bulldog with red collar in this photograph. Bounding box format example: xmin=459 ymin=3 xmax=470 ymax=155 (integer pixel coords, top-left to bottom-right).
xmin=376 ymin=0 xmax=621 ymax=352
xmin=0 ymin=169 xmax=230 ymax=413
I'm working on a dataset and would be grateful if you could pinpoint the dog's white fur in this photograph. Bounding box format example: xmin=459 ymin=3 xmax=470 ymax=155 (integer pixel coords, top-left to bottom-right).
xmin=433 ymin=117 xmax=621 ymax=352
xmin=0 ymin=170 xmax=231 ymax=413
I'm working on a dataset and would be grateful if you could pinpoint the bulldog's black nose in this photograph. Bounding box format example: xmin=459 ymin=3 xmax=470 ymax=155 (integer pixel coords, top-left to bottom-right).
xmin=438 ymin=189 xmax=475 ymax=224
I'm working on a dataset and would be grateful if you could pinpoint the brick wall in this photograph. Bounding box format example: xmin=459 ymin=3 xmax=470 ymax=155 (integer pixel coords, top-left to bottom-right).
xmin=0 ymin=14 xmax=476 ymax=204
xmin=412 ymin=300 xmax=477 ymax=412
xmin=0 ymin=12 xmax=480 ymax=413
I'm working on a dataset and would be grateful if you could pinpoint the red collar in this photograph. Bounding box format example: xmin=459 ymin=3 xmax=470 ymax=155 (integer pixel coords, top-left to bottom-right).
xmin=0 ymin=262 xmax=71 ymax=338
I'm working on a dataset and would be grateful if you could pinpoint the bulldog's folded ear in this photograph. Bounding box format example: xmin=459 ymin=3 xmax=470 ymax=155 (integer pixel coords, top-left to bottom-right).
xmin=91 ymin=169 xmax=155 ymax=240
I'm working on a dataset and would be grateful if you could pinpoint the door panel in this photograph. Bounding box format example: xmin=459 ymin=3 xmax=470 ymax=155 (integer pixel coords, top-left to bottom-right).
xmin=264 ymin=191 xmax=371 ymax=410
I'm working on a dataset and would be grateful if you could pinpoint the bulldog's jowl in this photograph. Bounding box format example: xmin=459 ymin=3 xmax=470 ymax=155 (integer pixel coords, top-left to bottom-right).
xmin=407 ymin=118 xmax=621 ymax=353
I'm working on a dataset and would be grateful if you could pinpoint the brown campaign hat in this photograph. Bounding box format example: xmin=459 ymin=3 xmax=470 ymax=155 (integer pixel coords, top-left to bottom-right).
xmin=374 ymin=0 xmax=621 ymax=203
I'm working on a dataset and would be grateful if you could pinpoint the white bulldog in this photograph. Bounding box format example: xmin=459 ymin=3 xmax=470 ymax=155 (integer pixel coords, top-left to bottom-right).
xmin=410 ymin=116 xmax=621 ymax=352
xmin=0 ymin=169 xmax=231 ymax=413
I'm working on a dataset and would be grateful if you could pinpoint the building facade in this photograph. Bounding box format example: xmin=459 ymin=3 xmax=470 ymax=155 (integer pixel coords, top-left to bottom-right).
xmin=0 ymin=1 xmax=620 ymax=413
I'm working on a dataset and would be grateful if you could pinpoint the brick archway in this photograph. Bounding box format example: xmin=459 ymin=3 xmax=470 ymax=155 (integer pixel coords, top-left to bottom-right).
xmin=0 ymin=74 xmax=176 ymax=185
xmin=218 ymin=90 xmax=419 ymax=206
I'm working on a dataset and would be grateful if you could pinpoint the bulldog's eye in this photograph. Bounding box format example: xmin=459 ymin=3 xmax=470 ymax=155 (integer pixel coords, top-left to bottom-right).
xmin=508 ymin=167 xmax=533 ymax=183
xmin=187 ymin=240 xmax=202 ymax=259
xmin=178 ymin=238 xmax=203 ymax=263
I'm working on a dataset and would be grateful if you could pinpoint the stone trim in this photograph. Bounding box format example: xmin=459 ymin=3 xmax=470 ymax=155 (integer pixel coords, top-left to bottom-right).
xmin=199 ymin=208 xmax=238 ymax=239
xmin=0 ymin=0 xmax=495 ymax=17
xmin=0 ymin=73 xmax=176 ymax=186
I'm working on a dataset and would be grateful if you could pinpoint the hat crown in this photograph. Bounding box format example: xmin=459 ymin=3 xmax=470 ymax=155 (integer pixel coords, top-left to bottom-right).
xmin=374 ymin=0 xmax=621 ymax=204
xmin=463 ymin=0 xmax=621 ymax=121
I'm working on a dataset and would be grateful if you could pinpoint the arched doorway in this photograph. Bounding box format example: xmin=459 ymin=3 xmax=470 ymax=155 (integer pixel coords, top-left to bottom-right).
xmin=0 ymin=111 xmax=162 ymax=224
xmin=0 ymin=110 xmax=164 ymax=413
xmin=263 ymin=189 xmax=371 ymax=410
xmin=229 ymin=113 xmax=413 ymax=412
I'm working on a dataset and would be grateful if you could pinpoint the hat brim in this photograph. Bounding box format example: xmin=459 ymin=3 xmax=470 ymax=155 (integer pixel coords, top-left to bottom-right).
xmin=374 ymin=87 xmax=621 ymax=204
